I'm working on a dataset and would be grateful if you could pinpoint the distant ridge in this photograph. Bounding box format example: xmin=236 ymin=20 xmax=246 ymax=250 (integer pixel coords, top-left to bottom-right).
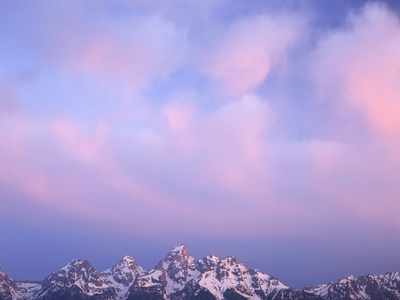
xmin=1 ymin=244 xmax=399 ymax=300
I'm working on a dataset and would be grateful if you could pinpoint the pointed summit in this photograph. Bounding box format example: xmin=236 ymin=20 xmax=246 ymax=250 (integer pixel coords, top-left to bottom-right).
xmin=101 ymin=256 xmax=145 ymax=299
xmin=164 ymin=243 xmax=188 ymax=263
xmin=112 ymin=255 xmax=140 ymax=272
xmin=63 ymin=258 xmax=85 ymax=268
xmin=37 ymin=258 xmax=112 ymax=300
xmin=104 ymin=255 xmax=144 ymax=285
xmin=173 ymin=243 xmax=187 ymax=251
xmin=121 ymin=255 xmax=135 ymax=263
xmin=57 ymin=258 xmax=97 ymax=279
xmin=46 ymin=259 xmax=99 ymax=282
xmin=145 ymin=244 xmax=200 ymax=294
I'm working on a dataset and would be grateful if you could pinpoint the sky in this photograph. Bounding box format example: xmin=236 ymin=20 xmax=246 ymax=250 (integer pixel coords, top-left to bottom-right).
xmin=0 ymin=0 xmax=400 ymax=290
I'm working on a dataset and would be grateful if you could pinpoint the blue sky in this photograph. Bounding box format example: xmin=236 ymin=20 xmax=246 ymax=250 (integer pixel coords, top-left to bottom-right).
xmin=1 ymin=0 xmax=400 ymax=289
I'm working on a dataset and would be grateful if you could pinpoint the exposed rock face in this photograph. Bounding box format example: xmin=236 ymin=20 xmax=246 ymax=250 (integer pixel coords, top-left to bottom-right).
xmin=0 ymin=245 xmax=399 ymax=300
xmin=0 ymin=269 xmax=18 ymax=300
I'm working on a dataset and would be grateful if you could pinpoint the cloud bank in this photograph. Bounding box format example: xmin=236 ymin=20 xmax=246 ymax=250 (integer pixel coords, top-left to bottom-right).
xmin=1 ymin=0 xmax=399 ymax=288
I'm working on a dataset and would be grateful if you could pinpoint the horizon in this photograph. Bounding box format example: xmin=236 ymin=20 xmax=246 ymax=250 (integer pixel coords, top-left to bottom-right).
xmin=1 ymin=0 xmax=400 ymax=291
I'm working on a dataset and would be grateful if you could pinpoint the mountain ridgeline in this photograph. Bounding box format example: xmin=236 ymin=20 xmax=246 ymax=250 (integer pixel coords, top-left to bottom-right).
xmin=0 ymin=244 xmax=399 ymax=300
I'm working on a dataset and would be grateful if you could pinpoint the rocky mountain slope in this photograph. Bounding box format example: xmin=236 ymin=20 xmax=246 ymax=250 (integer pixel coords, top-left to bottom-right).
xmin=1 ymin=244 xmax=399 ymax=300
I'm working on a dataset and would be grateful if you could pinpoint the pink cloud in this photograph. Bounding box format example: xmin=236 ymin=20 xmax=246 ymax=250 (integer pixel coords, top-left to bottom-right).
xmin=257 ymin=133 xmax=400 ymax=238
xmin=203 ymin=14 xmax=304 ymax=97
xmin=2 ymin=108 xmax=398 ymax=238
xmin=51 ymin=117 xmax=110 ymax=164
xmin=64 ymin=15 xmax=188 ymax=91
xmin=2 ymin=1 xmax=399 ymax=242
xmin=0 ymin=80 xmax=19 ymax=115
xmin=163 ymin=103 xmax=195 ymax=135
xmin=312 ymin=3 xmax=400 ymax=141
xmin=306 ymin=3 xmax=400 ymax=234
xmin=0 ymin=114 xmax=66 ymax=207
xmin=162 ymin=94 xmax=275 ymax=204
xmin=16 ymin=5 xmax=189 ymax=98
xmin=0 ymin=111 xmax=199 ymax=235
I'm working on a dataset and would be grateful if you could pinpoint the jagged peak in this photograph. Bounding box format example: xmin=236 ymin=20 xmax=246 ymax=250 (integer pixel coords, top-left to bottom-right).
xmin=337 ymin=275 xmax=356 ymax=284
xmin=121 ymin=255 xmax=135 ymax=261
xmin=66 ymin=258 xmax=90 ymax=266
xmin=117 ymin=255 xmax=137 ymax=266
xmin=70 ymin=258 xmax=84 ymax=264
xmin=54 ymin=258 xmax=98 ymax=278
xmin=170 ymin=243 xmax=187 ymax=254
xmin=380 ymin=271 xmax=400 ymax=278
xmin=220 ymin=255 xmax=238 ymax=265
xmin=197 ymin=254 xmax=220 ymax=273
xmin=202 ymin=253 xmax=219 ymax=263
xmin=61 ymin=258 xmax=84 ymax=270
xmin=109 ymin=255 xmax=143 ymax=274
xmin=41 ymin=258 xmax=103 ymax=287
xmin=164 ymin=244 xmax=189 ymax=263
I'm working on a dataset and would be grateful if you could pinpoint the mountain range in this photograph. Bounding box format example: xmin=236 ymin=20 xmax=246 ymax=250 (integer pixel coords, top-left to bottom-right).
xmin=1 ymin=244 xmax=399 ymax=300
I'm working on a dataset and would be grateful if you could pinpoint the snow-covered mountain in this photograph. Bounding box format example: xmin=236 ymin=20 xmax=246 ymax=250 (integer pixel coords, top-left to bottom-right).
xmin=102 ymin=255 xmax=145 ymax=300
xmin=304 ymin=272 xmax=400 ymax=300
xmin=0 ymin=244 xmax=399 ymax=300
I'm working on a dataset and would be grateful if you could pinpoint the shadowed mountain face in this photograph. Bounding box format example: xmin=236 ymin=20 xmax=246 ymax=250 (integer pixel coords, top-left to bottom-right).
xmin=1 ymin=244 xmax=399 ymax=300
